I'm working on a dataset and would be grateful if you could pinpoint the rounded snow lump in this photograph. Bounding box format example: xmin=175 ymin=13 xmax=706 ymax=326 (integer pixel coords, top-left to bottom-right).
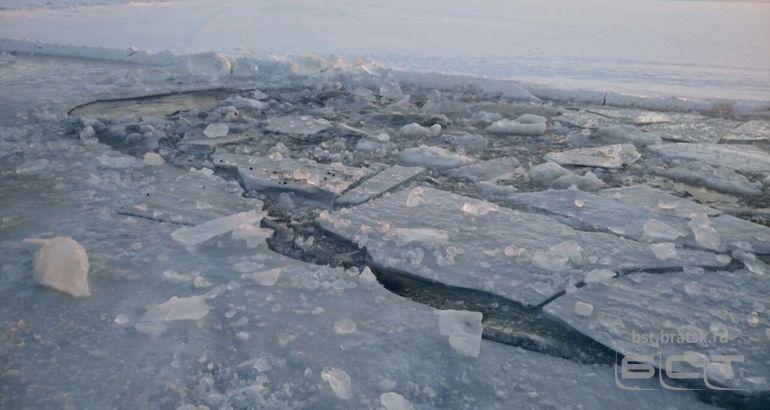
xmin=24 ymin=237 xmax=90 ymax=298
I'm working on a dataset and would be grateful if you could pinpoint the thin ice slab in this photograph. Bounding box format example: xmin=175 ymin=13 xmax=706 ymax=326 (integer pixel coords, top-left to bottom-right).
xmin=648 ymin=143 xmax=770 ymax=173
xmin=117 ymin=169 xmax=261 ymax=226
xmin=335 ymin=165 xmax=423 ymax=206
xmin=597 ymin=185 xmax=720 ymax=218
xmin=319 ymin=187 xmax=725 ymax=306
xmin=656 ymin=162 xmax=764 ymax=197
xmin=545 ymin=144 xmax=640 ymax=168
xmin=265 ymin=115 xmax=332 ymax=138
xmin=448 ymin=156 xmax=522 ymax=182
xmin=544 ymin=270 xmax=770 ymax=394
xmin=213 ymin=152 xmax=367 ymax=199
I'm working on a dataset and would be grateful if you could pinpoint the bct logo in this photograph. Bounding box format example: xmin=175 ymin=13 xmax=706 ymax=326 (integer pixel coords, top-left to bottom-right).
xmin=614 ymin=354 xmax=745 ymax=391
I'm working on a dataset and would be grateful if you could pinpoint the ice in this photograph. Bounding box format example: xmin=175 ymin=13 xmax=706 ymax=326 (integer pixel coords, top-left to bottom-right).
xmin=333 ymin=318 xmax=357 ymax=334
xmin=321 ymin=367 xmax=353 ymax=400
xmin=357 ymin=266 xmax=378 ymax=286
xmin=731 ymin=250 xmax=769 ymax=275
xmin=437 ymin=310 xmax=483 ymax=358
xmin=710 ymin=214 xmax=770 ymax=255
xmin=242 ymin=267 xmax=282 ymax=286
xmin=319 ymin=187 xmax=726 ymax=306
xmin=398 ymin=145 xmax=476 ymax=169
xmin=642 ymin=117 xmax=736 ymax=143
xmin=449 ymin=156 xmax=521 ymax=182
xmin=552 ymin=110 xmax=615 ymax=129
xmin=380 ymin=392 xmax=413 ymax=410
xmin=224 ymin=95 xmax=266 ymax=110
xmin=596 ymin=125 xmax=662 ymax=146
xmin=23 ymin=237 xmax=90 ymax=298
xmin=142 ymin=152 xmax=164 ymax=166
xmin=650 ymin=242 xmax=678 ymax=260
xmin=178 ymin=132 xmax=258 ymax=148
xmin=655 ymin=162 xmax=763 ymax=197
xmin=97 ymin=153 xmax=140 ymax=168
xmin=688 ymin=214 xmax=726 ymax=253
xmin=527 ymin=161 xmax=570 ymax=185
xmin=15 ymin=158 xmax=49 ymax=175
xmin=265 ymin=115 xmax=332 ymax=138
xmin=486 ymin=120 xmax=547 ymax=136
xmin=642 ymin=219 xmax=685 ymax=242
xmin=544 ymin=269 xmax=770 ymax=393
xmin=597 ymin=185 xmax=720 ymax=219
xmin=509 ymin=189 xmax=722 ymax=255
xmin=722 ymin=120 xmax=770 ymax=142
xmin=461 ymin=201 xmax=499 ymax=216
xmin=140 ymin=294 xmax=210 ymax=322
xmin=573 ymin=301 xmax=594 ymax=317
xmin=399 ymin=122 xmax=433 ymax=138
xmin=185 ymin=52 xmax=232 ymax=78
xmin=583 ymin=268 xmax=616 ymax=283
xmin=203 ymin=123 xmax=229 ymax=138
xmin=550 ymin=171 xmax=606 ymax=191
xmin=648 ymin=143 xmax=770 ymax=173
xmin=213 ymin=152 xmax=367 ymax=199
xmin=231 ymin=223 xmax=273 ymax=248
xmin=171 ymin=211 xmax=265 ymax=246
xmin=335 ymin=165 xmax=424 ymax=206
xmin=545 ymin=144 xmax=640 ymax=168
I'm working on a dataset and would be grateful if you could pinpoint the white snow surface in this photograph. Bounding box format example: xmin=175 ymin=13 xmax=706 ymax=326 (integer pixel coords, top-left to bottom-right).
xmin=0 ymin=0 xmax=769 ymax=102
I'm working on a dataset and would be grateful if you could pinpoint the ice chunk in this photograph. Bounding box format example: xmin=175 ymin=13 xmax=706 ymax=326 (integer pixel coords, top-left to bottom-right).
xmin=97 ymin=153 xmax=140 ymax=169
xmin=450 ymin=157 xmax=521 ymax=182
xmin=398 ymin=145 xmax=476 ymax=169
xmin=723 ymin=120 xmax=770 ymax=142
xmin=380 ymin=392 xmax=413 ymax=410
xmin=143 ymin=152 xmax=165 ymax=166
xmin=648 ymin=143 xmax=770 ymax=173
xmin=438 ymin=310 xmax=483 ymax=357
xmin=336 ymin=165 xmax=423 ymax=206
xmin=140 ymin=295 xmax=210 ymax=322
xmin=429 ymin=124 xmax=442 ymax=137
xmin=650 ymin=242 xmax=678 ymax=260
xmin=399 ymin=122 xmax=433 ymax=138
xmin=584 ymin=269 xmax=616 ymax=283
xmin=224 ymin=95 xmax=266 ymax=110
xmin=527 ymin=161 xmax=570 ymax=184
xmin=688 ymin=214 xmax=726 ymax=253
xmin=203 ymin=123 xmax=229 ymax=138
xmin=532 ymin=240 xmax=582 ymax=272
xmin=545 ymin=144 xmax=640 ymax=168
xmin=171 ymin=211 xmax=265 ymax=246
xmin=186 ymin=52 xmax=232 ymax=77
xmin=23 ymin=237 xmax=90 ymax=298
xmin=321 ymin=367 xmax=353 ymax=400
xmin=597 ymin=125 xmax=662 ymax=146
xmin=231 ymin=224 xmax=273 ymax=248
xmin=552 ymin=110 xmax=614 ymax=129
xmin=265 ymin=115 xmax=331 ymax=138
xmin=656 ymin=162 xmax=763 ymax=197
xmin=516 ymin=113 xmax=547 ymax=124
xmin=550 ymin=171 xmax=606 ymax=191
xmin=334 ymin=319 xmax=357 ymax=335
xmin=243 ymin=267 xmax=282 ymax=286
xmin=574 ymin=301 xmax=594 ymax=317
xmin=642 ymin=219 xmax=685 ymax=242
xmin=358 ymin=266 xmax=378 ymax=286
xmin=486 ymin=119 xmax=546 ymax=135
xmin=731 ymin=250 xmax=769 ymax=275
xmin=461 ymin=201 xmax=499 ymax=216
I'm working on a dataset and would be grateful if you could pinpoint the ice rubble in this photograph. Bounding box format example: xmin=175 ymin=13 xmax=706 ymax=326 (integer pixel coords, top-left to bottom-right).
xmin=544 ymin=269 xmax=770 ymax=393
xmin=545 ymin=144 xmax=640 ymax=168
xmin=335 ymin=165 xmax=424 ymax=206
xmin=203 ymin=123 xmax=229 ymax=138
xmin=318 ymin=187 xmax=726 ymax=306
xmin=485 ymin=114 xmax=547 ymax=136
xmin=596 ymin=125 xmax=662 ymax=146
xmin=213 ymin=152 xmax=367 ymax=199
xmin=399 ymin=122 xmax=440 ymax=138
xmin=23 ymin=237 xmax=90 ymax=298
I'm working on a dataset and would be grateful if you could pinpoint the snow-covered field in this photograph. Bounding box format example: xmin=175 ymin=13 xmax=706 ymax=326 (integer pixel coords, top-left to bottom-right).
xmin=1 ymin=0 xmax=769 ymax=101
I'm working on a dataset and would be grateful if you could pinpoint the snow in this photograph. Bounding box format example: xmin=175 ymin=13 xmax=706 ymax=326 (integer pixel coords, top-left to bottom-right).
xmin=1 ymin=0 xmax=768 ymax=103
xmin=23 ymin=237 xmax=90 ymax=298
